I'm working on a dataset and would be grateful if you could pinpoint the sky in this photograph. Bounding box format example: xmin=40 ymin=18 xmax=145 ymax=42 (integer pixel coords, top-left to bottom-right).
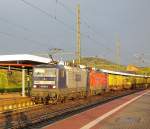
xmin=0 ymin=0 xmax=150 ymax=66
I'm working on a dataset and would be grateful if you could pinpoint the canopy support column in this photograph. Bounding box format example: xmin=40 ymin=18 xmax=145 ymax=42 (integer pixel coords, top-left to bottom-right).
xmin=27 ymin=68 xmax=30 ymax=96
xmin=22 ymin=66 xmax=25 ymax=97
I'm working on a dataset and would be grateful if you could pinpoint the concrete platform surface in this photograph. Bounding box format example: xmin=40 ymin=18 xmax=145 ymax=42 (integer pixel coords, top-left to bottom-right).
xmin=0 ymin=93 xmax=22 ymax=99
xmin=43 ymin=90 xmax=150 ymax=129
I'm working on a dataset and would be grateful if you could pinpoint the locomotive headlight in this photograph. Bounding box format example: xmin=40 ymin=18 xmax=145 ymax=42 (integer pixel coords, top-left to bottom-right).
xmin=53 ymin=86 xmax=56 ymax=88
xmin=33 ymin=85 xmax=37 ymax=88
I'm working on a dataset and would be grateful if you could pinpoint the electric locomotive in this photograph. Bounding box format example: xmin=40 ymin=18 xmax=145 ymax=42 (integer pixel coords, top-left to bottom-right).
xmin=32 ymin=64 xmax=88 ymax=104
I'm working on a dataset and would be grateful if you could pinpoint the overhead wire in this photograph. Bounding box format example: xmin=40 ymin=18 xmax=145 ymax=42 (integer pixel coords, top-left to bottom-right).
xmin=0 ymin=29 xmax=71 ymax=58
xmin=0 ymin=31 xmax=52 ymax=48
xmin=54 ymin=0 xmax=114 ymax=53
xmin=0 ymin=0 xmax=113 ymax=59
xmin=20 ymin=0 xmax=75 ymax=32
xmin=0 ymin=16 xmax=54 ymax=40
xmin=57 ymin=0 xmax=113 ymax=54
xmin=20 ymin=0 xmax=113 ymax=52
xmin=56 ymin=0 xmax=76 ymax=16
xmin=0 ymin=17 xmax=32 ymax=32
xmin=56 ymin=0 xmax=111 ymax=41
xmin=0 ymin=17 xmax=56 ymax=50
xmin=54 ymin=0 xmax=58 ymax=19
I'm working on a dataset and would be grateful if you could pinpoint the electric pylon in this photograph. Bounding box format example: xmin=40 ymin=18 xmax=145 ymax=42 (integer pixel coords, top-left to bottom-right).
xmin=76 ymin=4 xmax=81 ymax=65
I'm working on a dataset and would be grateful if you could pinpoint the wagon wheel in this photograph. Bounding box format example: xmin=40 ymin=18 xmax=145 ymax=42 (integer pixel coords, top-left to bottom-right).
xmin=61 ymin=96 xmax=66 ymax=103
xmin=43 ymin=99 xmax=47 ymax=105
xmin=44 ymin=96 xmax=50 ymax=105
xmin=34 ymin=96 xmax=39 ymax=104
xmin=53 ymin=93 xmax=60 ymax=104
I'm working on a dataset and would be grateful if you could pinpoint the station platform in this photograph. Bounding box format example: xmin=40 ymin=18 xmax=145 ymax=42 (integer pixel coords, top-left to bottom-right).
xmin=0 ymin=93 xmax=22 ymax=99
xmin=43 ymin=89 xmax=150 ymax=129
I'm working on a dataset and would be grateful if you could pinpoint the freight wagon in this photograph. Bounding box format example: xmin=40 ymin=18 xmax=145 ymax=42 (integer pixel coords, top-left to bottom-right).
xmin=100 ymin=69 xmax=149 ymax=90
xmin=89 ymin=69 xmax=107 ymax=95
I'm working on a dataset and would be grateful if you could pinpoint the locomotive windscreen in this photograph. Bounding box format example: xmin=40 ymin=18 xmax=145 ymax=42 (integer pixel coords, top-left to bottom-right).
xmin=33 ymin=68 xmax=57 ymax=88
xmin=34 ymin=68 xmax=56 ymax=77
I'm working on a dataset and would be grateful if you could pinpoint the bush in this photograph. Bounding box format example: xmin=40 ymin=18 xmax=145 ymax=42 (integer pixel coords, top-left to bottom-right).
xmin=0 ymin=87 xmax=23 ymax=93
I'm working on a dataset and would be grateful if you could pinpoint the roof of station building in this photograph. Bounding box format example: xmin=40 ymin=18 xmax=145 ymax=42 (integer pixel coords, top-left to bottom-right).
xmin=0 ymin=54 xmax=50 ymax=66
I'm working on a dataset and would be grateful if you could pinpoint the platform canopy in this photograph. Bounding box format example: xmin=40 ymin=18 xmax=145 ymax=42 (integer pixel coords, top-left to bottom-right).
xmin=0 ymin=54 xmax=51 ymax=97
xmin=0 ymin=54 xmax=50 ymax=66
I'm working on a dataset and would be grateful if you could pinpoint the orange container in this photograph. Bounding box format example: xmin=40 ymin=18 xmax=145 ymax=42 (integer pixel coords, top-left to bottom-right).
xmin=89 ymin=70 xmax=107 ymax=89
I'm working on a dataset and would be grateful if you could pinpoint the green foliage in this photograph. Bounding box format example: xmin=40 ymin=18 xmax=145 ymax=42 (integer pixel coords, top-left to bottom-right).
xmin=79 ymin=57 xmax=126 ymax=71
xmin=0 ymin=72 xmax=8 ymax=88
xmin=0 ymin=87 xmax=22 ymax=93
xmin=79 ymin=57 xmax=150 ymax=75
xmin=0 ymin=69 xmax=22 ymax=93
xmin=137 ymin=67 xmax=150 ymax=75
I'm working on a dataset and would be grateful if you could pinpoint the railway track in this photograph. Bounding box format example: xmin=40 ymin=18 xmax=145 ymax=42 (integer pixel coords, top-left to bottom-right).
xmin=0 ymin=88 xmax=147 ymax=129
